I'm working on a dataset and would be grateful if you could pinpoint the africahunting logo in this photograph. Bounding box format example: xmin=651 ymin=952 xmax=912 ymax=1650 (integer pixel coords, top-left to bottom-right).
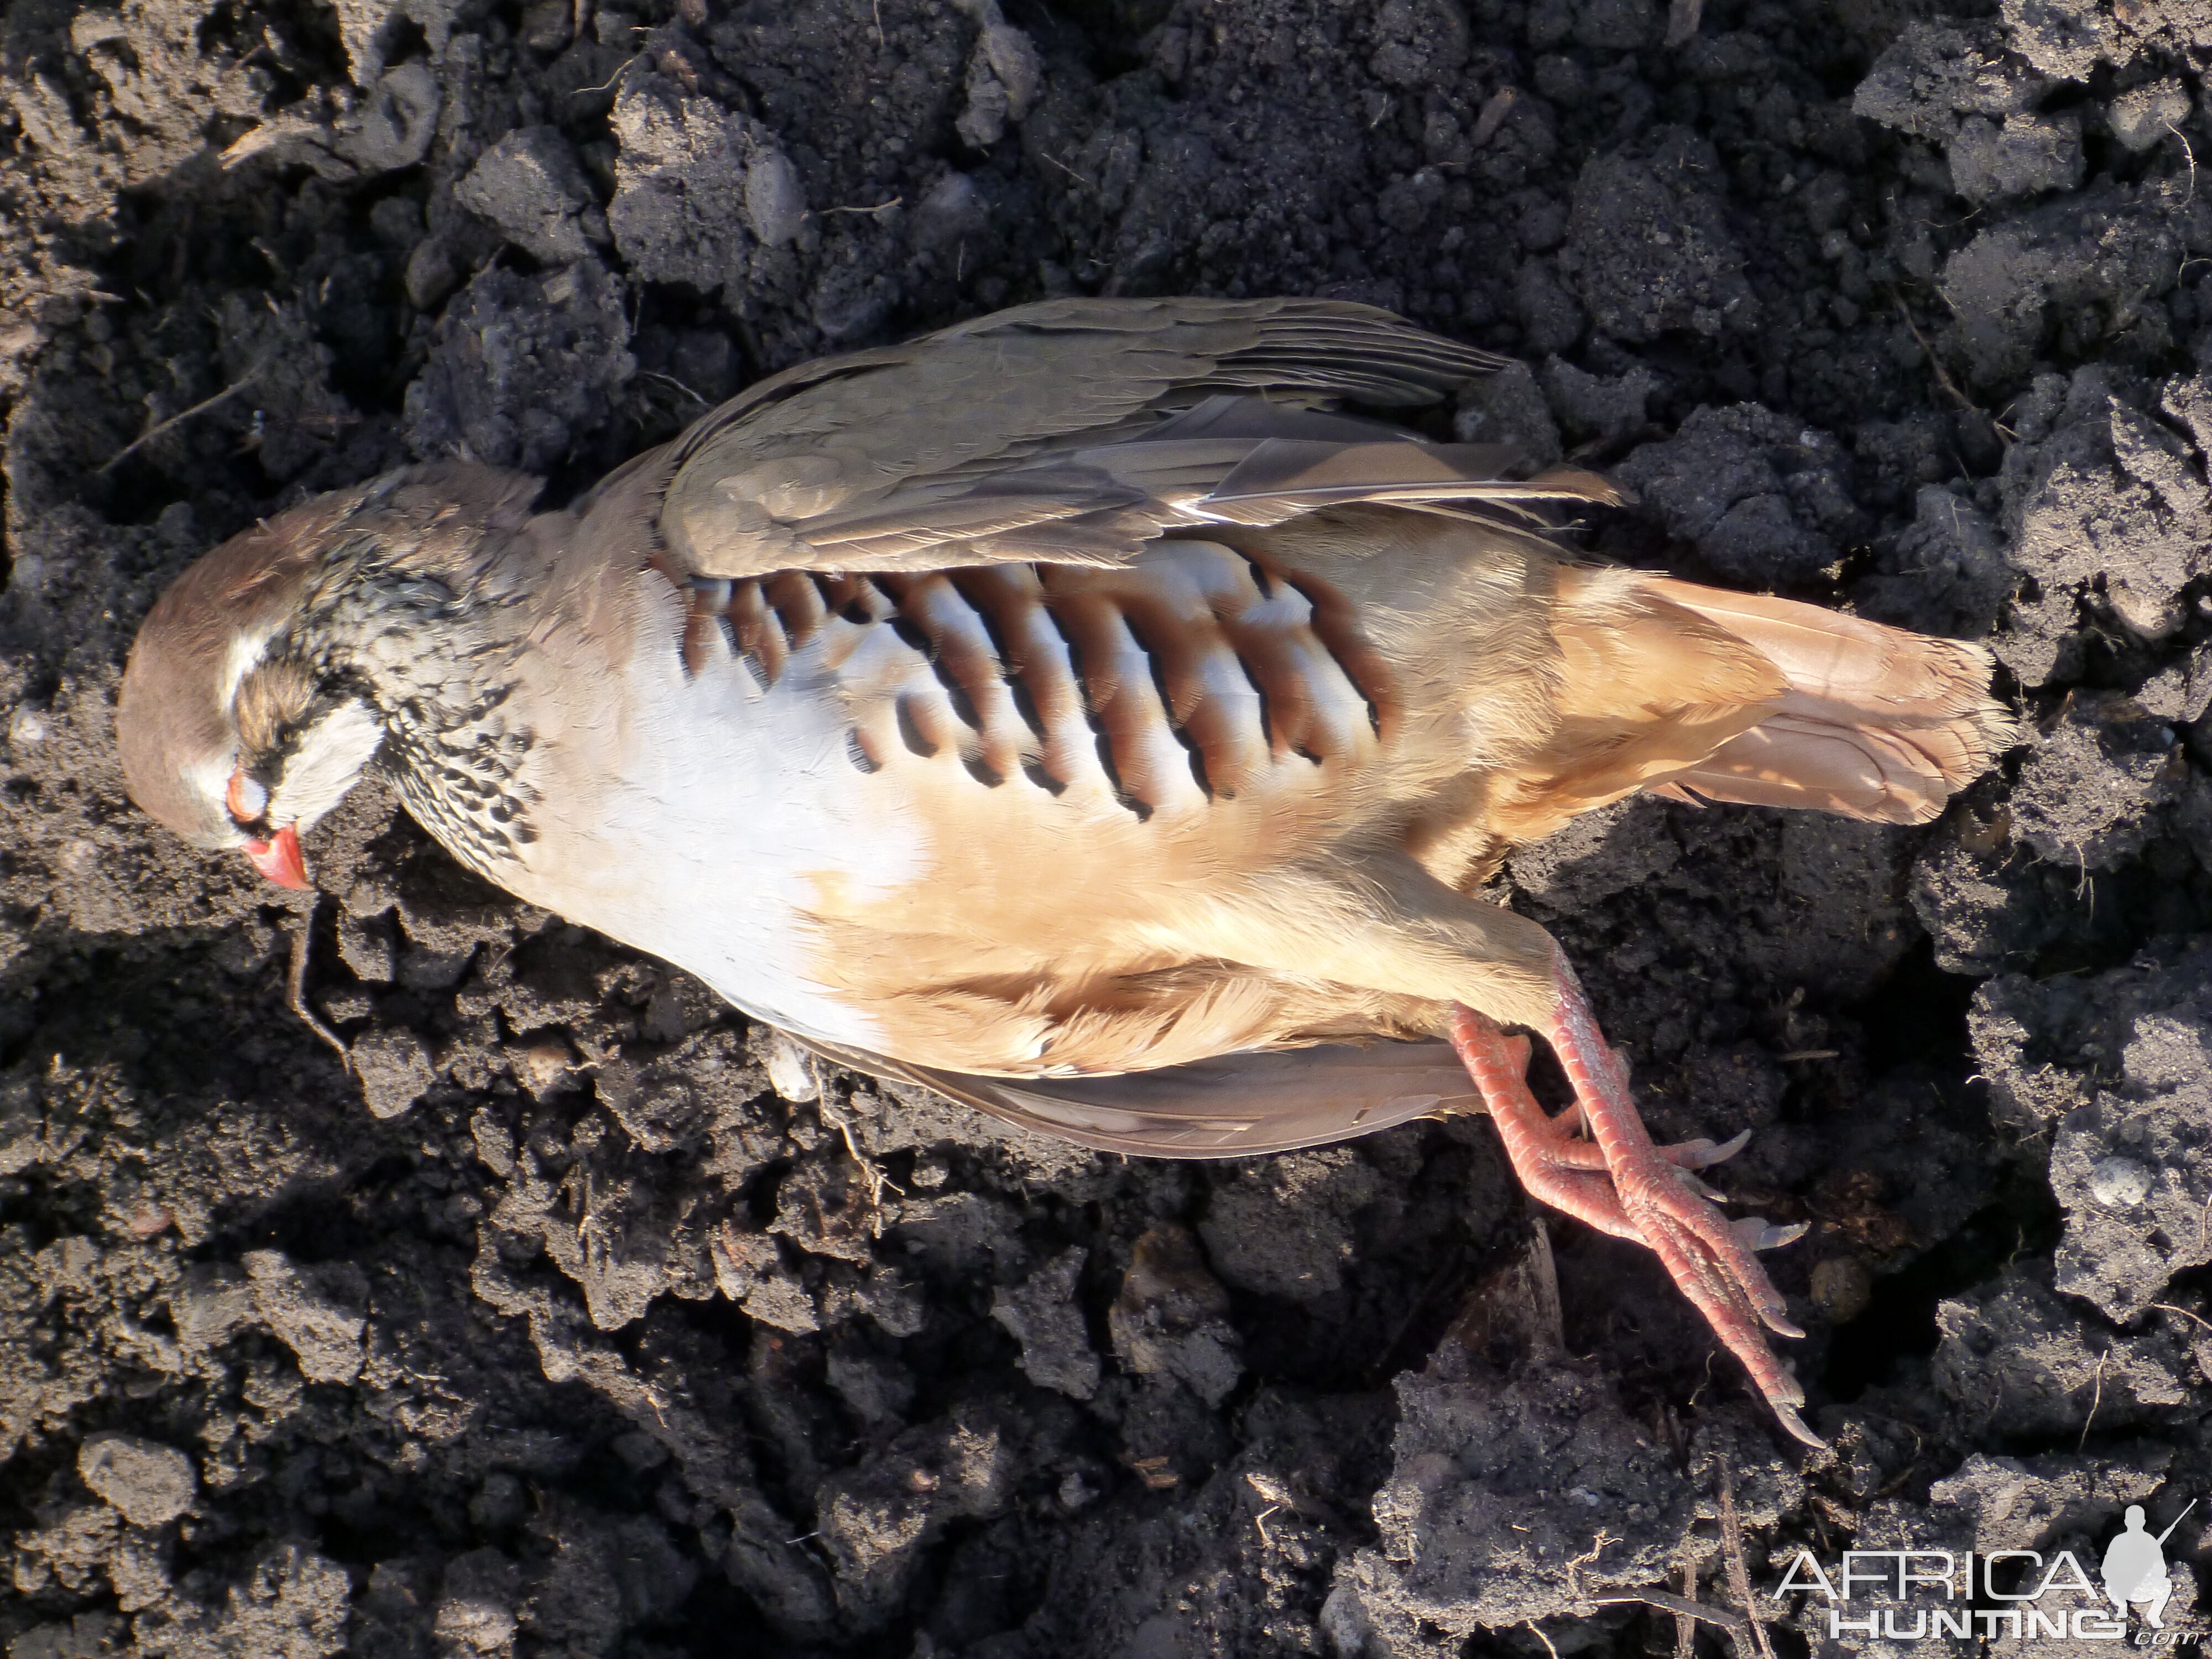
xmin=1772 ymin=1502 xmax=2202 ymax=1646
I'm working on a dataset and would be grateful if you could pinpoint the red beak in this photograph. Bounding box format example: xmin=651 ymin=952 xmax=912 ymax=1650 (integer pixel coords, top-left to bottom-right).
xmin=243 ymin=824 xmax=310 ymax=889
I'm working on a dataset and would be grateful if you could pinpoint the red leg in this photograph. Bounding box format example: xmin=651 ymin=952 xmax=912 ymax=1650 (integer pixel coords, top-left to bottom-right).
xmin=1448 ymin=954 xmax=1820 ymax=1449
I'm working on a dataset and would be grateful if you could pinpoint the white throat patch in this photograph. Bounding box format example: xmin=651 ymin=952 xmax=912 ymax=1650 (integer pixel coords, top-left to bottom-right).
xmin=273 ymin=699 xmax=385 ymax=832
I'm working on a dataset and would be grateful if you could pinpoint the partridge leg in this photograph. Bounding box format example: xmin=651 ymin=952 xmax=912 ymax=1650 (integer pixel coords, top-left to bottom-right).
xmin=1448 ymin=951 xmax=1820 ymax=1449
xmin=1162 ymin=855 xmax=1817 ymax=1439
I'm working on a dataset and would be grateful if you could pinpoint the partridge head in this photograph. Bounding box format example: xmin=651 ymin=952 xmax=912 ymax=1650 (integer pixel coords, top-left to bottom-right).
xmin=118 ymin=466 xmax=545 ymax=891
xmin=118 ymin=298 xmax=2016 ymax=1446
xmin=117 ymin=497 xmax=360 ymax=889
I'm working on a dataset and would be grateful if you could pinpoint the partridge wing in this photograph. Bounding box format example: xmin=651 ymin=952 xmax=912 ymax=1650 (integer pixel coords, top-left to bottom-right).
xmin=658 ymin=298 xmax=1614 ymax=580
xmin=794 ymin=1032 xmax=1479 ymax=1158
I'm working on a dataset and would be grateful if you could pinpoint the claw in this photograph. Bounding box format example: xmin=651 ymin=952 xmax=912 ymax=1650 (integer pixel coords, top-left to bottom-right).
xmin=1448 ymin=954 xmax=1825 ymax=1451
xmin=1772 ymin=1403 xmax=1822 ymax=1448
xmin=1734 ymin=1217 xmax=1808 ymax=1253
xmin=1666 ymin=1128 xmax=1752 ymax=1170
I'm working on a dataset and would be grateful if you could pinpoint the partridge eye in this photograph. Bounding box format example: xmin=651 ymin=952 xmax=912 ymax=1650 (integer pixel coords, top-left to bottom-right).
xmin=225 ymin=766 xmax=269 ymax=826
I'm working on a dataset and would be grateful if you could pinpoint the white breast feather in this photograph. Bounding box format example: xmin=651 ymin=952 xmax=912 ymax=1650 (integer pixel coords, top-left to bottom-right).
xmin=513 ymin=603 xmax=926 ymax=1050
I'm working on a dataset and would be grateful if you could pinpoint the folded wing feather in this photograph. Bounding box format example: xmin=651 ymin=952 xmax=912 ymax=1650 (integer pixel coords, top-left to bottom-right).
xmin=657 ymin=297 xmax=1590 ymax=580
xmin=795 ymin=1034 xmax=1481 ymax=1157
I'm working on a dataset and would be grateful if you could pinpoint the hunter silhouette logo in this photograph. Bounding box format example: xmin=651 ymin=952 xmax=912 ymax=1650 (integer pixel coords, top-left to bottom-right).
xmin=1775 ymin=1500 xmax=2203 ymax=1645
xmin=2105 ymin=1504 xmax=2195 ymax=1630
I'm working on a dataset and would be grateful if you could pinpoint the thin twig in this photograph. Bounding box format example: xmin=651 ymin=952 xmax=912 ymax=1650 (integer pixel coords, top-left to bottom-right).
xmin=817 ymin=1092 xmax=904 ymax=1224
xmin=2151 ymin=1301 xmax=2212 ymax=1334
xmin=1364 ymin=1240 xmax=1464 ymax=1387
xmin=1718 ymin=1457 xmax=1777 ymax=1659
xmin=1674 ymin=1561 xmax=1697 ymax=1659
xmin=1887 ymin=288 xmax=1975 ymax=415
xmin=1525 ymin=1215 xmax=1566 ymax=1354
xmin=572 ymin=53 xmax=642 ymax=96
xmin=99 ymin=363 xmax=266 ymax=473
xmin=286 ymin=898 xmax=351 ymax=1072
xmin=1567 ymin=1530 xmax=1620 ymax=1605
xmin=1590 ymin=1589 xmax=1747 ymax=1634
xmin=637 ymin=369 xmax=709 ymax=406
xmin=810 ymin=196 xmax=902 ymax=217
xmin=2166 ymin=119 xmax=2198 ymax=207
xmin=1252 ymin=1503 xmax=1280 ymax=1550
xmin=2078 ymin=1350 xmax=2109 ymax=1452
xmin=1039 ymin=151 xmax=1092 ymax=189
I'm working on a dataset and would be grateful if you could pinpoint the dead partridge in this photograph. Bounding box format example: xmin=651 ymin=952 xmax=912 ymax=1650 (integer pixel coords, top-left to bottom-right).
xmin=117 ymin=298 xmax=2014 ymax=1444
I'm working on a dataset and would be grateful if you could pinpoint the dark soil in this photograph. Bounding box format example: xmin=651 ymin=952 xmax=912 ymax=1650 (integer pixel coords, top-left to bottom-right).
xmin=4 ymin=0 xmax=2212 ymax=1651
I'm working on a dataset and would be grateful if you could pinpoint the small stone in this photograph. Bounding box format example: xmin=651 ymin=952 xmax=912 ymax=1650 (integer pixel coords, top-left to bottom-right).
xmin=521 ymin=0 xmax=572 ymax=50
xmin=2089 ymin=1156 xmax=2154 ymax=1209
xmin=403 ymin=238 xmax=460 ymax=312
xmin=1809 ymin=1256 xmax=1874 ymax=1323
xmin=243 ymin=1250 xmax=367 ymax=1384
xmin=77 ymin=1434 xmax=196 ymax=1527
xmin=455 ymin=127 xmax=597 ymax=263
xmin=992 ymin=1249 xmax=1102 ymax=1400
xmin=1108 ymin=1224 xmax=1243 ymax=1407
xmin=742 ymin=147 xmax=806 ymax=247
xmin=353 ymin=1026 xmax=436 ymax=1119
xmin=318 ymin=987 xmax=375 ymax=1024
xmin=512 ymin=1040 xmax=575 ymax=1098
xmin=8 ymin=707 xmax=49 ymax=747
xmin=2107 ymin=79 xmax=2189 ymax=152
xmin=367 ymin=195 xmax=425 ymax=252
xmin=170 ymin=1262 xmax=254 ymax=1354
xmin=337 ymin=912 xmax=397 ymax=983
xmin=435 ymin=1549 xmax=521 ymax=1653
xmin=333 ymin=63 xmax=441 ymax=175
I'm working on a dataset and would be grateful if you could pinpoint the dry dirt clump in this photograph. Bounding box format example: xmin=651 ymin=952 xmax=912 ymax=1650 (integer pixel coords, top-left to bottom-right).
xmin=4 ymin=0 xmax=2212 ymax=1651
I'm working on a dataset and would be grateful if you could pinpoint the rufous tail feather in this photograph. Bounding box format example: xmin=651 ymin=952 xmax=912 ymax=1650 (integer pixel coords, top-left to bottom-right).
xmin=1634 ymin=576 xmax=2017 ymax=825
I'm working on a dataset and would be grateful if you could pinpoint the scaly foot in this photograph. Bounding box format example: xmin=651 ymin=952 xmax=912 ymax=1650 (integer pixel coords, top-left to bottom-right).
xmin=1448 ymin=952 xmax=1819 ymax=1448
